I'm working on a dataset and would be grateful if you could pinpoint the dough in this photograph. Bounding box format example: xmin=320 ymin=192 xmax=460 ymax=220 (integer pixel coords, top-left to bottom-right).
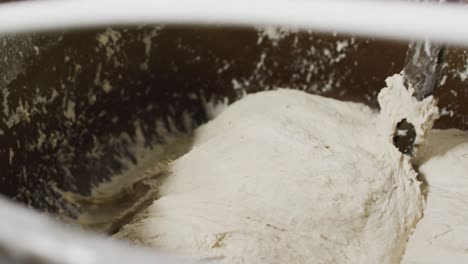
xmin=402 ymin=129 xmax=468 ymax=264
xmin=115 ymin=74 xmax=439 ymax=263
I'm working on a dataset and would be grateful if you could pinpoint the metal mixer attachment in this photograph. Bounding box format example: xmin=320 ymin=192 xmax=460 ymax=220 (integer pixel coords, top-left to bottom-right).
xmin=393 ymin=41 xmax=445 ymax=155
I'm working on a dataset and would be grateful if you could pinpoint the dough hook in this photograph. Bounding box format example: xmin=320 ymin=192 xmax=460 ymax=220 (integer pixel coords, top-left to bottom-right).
xmin=392 ymin=41 xmax=445 ymax=155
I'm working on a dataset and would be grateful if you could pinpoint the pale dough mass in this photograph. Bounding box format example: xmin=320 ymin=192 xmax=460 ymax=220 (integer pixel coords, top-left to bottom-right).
xmin=402 ymin=129 xmax=468 ymax=264
xmin=114 ymin=75 xmax=468 ymax=263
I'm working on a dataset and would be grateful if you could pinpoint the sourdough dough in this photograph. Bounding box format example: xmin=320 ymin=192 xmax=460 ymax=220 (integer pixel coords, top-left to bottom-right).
xmin=402 ymin=129 xmax=468 ymax=264
xmin=114 ymin=74 xmax=440 ymax=263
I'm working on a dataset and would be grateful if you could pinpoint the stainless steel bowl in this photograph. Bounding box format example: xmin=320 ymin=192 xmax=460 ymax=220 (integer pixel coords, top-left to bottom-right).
xmin=0 ymin=1 xmax=467 ymax=263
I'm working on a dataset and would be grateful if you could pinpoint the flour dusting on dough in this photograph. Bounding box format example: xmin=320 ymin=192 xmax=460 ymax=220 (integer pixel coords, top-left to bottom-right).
xmin=113 ymin=74 xmax=439 ymax=263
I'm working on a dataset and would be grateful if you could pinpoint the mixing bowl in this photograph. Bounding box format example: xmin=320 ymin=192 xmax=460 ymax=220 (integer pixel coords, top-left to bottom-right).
xmin=0 ymin=0 xmax=467 ymax=263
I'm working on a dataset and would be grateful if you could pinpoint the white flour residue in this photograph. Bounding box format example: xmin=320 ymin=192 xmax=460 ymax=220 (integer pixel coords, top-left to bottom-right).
xmin=439 ymin=74 xmax=447 ymax=86
xmin=101 ymin=80 xmax=112 ymax=94
xmin=214 ymin=28 xmax=359 ymax=98
xmin=4 ymin=100 xmax=31 ymax=129
xmin=201 ymin=96 xmax=229 ymax=120
xmin=440 ymin=107 xmax=455 ymax=117
xmin=336 ymin=39 xmax=349 ymax=52
xmin=448 ymin=52 xmax=468 ymax=82
xmin=140 ymin=27 xmax=162 ymax=70
xmin=95 ymin=28 xmax=124 ymax=93
xmin=96 ymin=28 xmax=122 ymax=61
xmin=63 ymin=100 xmax=76 ymax=121
xmin=2 ymin=88 xmax=9 ymax=117
xmin=257 ymin=26 xmax=298 ymax=45
xmin=451 ymin=55 xmax=468 ymax=82
xmin=8 ymin=148 xmax=14 ymax=165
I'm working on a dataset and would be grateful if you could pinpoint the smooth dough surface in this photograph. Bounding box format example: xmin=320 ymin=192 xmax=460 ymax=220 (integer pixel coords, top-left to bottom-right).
xmin=115 ymin=75 xmax=438 ymax=263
